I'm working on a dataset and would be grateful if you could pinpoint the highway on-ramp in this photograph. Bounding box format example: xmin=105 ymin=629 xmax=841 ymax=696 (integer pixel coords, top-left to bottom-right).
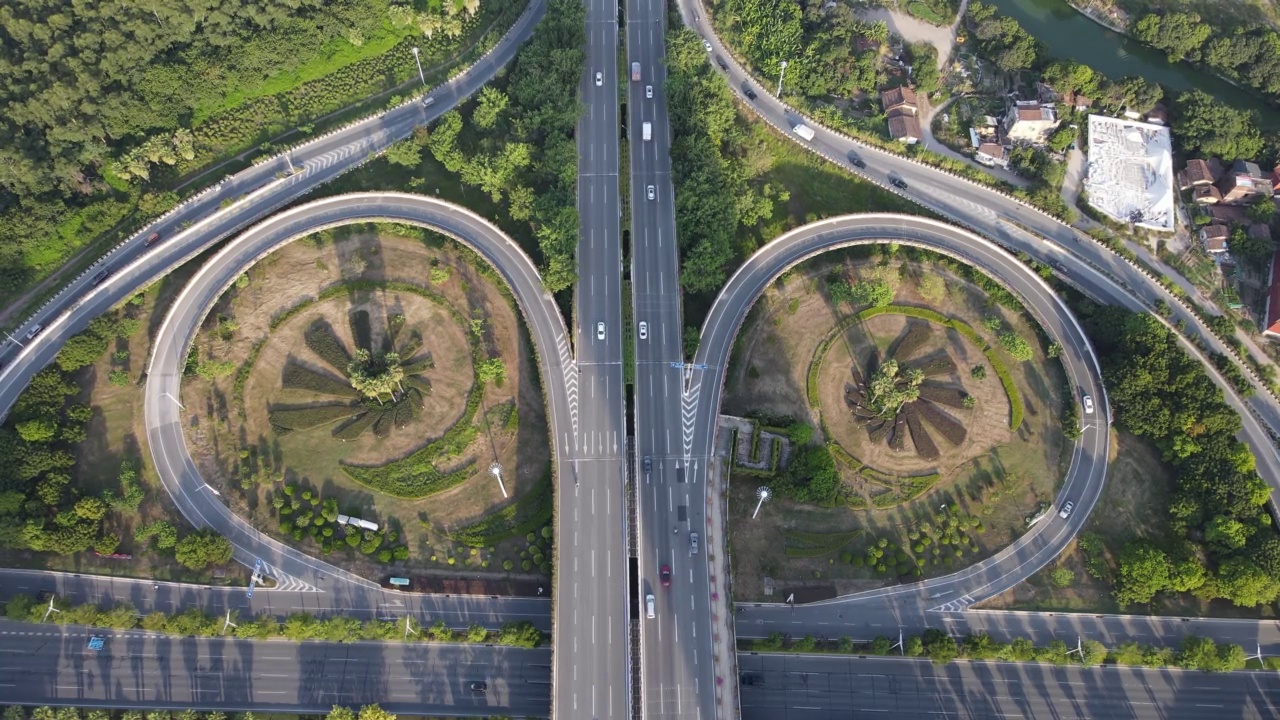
xmin=144 ymin=193 xmax=573 ymax=632
xmin=556 ymin=0 xmax=631 ymax=717
xmin=0 ymin=0 xmax=547 ymax=594
xmin=627 ymin=0 xmax=719 ymax=718
xmin=674 ymin=0 xmax=1280 ymax=493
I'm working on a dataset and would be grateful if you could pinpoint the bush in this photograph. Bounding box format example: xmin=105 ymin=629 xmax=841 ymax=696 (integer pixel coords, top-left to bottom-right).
xmin=282 ymin=363 xmax=359 ymax=398
xmin=305 ymin=322 xmax=352 ymax=371
xmin=450 ymin=474 xmax=553 ymax=547
xmin=270 ymin=405 xmax=361 ymax=431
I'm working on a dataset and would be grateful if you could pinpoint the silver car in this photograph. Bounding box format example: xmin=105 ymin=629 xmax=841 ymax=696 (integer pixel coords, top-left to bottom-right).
xmin=596 ymin=321 xmax=606 ymax=341
xmin=647 ymin=185 xmax=656 ymax=201
xmin=689 ymin=532 xmax=699 ymax=555
xmin=645 ymin=84 xmax=653 ymax=98
xmin=638 ymin=321 xmax=648 ymax=340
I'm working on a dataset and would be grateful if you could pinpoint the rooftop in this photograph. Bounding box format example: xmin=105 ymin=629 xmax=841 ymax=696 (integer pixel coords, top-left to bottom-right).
xmin=1083 ymin=114 xmax=1175 ymax=232
xmin=881 ymin=86 xmax=918 ymax=111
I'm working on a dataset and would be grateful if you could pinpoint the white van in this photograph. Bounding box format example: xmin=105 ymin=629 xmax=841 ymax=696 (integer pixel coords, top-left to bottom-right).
xmin=645 ymin=593 xmax=656 ymax=619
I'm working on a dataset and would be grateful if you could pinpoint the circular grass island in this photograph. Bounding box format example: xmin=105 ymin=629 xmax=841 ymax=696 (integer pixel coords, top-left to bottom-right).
xmin=180 ymin=224 xmax=553 ymax=580
xmin=722 ymin=248 xmax=1068 ymax=600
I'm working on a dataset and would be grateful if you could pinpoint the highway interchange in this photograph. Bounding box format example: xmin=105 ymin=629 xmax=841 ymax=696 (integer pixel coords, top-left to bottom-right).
xmin=1 ymin=0 xmax=1280 ymax=717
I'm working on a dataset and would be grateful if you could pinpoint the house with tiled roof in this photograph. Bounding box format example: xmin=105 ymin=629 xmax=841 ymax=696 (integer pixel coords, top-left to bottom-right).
xmin=1178 ymin=158 xmax=1219 ymax=190
xmin=1001 ymin=101 xmax=1058 ymax=145
xmin=1218 ymin=160 xmax=1272 ymax=205
xmin=1200 ymin=224 xmax=1230 ymax=253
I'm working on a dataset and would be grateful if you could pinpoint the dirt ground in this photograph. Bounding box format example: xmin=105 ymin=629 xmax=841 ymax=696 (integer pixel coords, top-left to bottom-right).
xmin=982 ymin=431 xmax=1279 ymax=619
xmin=724 ymin=253 xmax=1068 ymax=600
xmin=181 ymin=228 xmax=551 ymax=581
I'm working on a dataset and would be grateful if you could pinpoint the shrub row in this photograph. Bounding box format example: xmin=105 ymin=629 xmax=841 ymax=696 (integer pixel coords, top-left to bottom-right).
xmin=903 ymin=403 xmax=940 ymax=460
xmin=917 ymin=399 xmax=967 ymax=446
xmin=893 ymin=322 xmax=933 ymax=360
xmin=918 ymin=383 xmax=967 ymax=408
xmin=4 ymin=593 xmax=544 ymax=647
xmin=269 ymin=404 xmax=361 ymax=431
xmin=334 ymin=411 xmax=378 ymax=440
xmin=281 ymin=363 xmax=359 ymax=398
xmin=305 ymin=322 xmax=352 ymax=371
xmin=827 ymin=442 xmax=860 ymax=470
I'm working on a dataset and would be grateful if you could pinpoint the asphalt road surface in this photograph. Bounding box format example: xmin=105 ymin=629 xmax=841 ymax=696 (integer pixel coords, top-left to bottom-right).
xmin=737 ymin=652 xmax=1280 ymax=720
xmin=0 ymin=620 xmax=551 ymax=716
xmin=556 ymin=0 xmax=631 ymax=717
xmin=626 ymin=0 xmax=719 ymax=718
xmin=0 ymin=0 xmax=547 ymax=590
xmin=673 ymin=0 xmax=1280 ymax=495
xmin=0 ymin=568 xmax=552 ymax=634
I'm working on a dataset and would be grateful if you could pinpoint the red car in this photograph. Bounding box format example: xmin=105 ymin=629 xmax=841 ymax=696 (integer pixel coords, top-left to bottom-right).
xmin=660 ymin=564 xmax=671 ymax=587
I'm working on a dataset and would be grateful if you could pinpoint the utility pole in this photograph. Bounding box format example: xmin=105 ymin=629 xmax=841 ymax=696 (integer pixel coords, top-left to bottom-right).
xmin=776 ymin=60 xmax=788 ymax=98
xmin=404 ymin=616 xmax=419 ymax=640
xmin=891 ymin=629 xmax=904 ymax=656
xmin=411 ymin=47 xmax=426 ymax=87
xmin=1066 ymin=636 xmax=1084 ymax=658
xmin=221 ymin=610 xmax=238 ymax=635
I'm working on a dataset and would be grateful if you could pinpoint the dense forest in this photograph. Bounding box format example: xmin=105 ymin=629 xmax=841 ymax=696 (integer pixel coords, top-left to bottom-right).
xmin=1131 ymin=12 xmax=1280 ymax=100
xmin=1079 ymin=304 xmax=1280 ymax=609
xmin=0 ymin=0 xmax=500 ymax=303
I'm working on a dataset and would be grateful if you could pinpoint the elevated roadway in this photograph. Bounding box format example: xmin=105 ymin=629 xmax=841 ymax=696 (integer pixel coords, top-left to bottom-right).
xmin=626 ymin=0 xmax=719 ymax=718
xmin=0 ymin=0 xmax=547 ymax=593
xmin=556 ymin=0 xmax=630 ymax=716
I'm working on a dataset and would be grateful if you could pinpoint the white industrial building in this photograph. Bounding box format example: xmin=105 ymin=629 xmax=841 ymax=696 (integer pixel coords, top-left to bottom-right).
xmin=1083 ymin=114 xmax=1175 ymax=232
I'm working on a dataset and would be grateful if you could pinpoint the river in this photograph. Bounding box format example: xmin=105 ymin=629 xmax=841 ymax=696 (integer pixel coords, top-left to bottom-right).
xmin=985 ymin=0 xmax=1280 ymax=129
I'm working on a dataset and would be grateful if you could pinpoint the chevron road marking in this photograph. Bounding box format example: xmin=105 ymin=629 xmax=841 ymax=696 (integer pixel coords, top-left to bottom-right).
xmin=929 ymin=594 xmax=975 ymax=613
xmin=557 ymin=334 xmax=580 ymax=439
xmin=258 ymin=563 xmax=321 ymax=593
xmin=682 ymin=381 xmax=700 ymax=459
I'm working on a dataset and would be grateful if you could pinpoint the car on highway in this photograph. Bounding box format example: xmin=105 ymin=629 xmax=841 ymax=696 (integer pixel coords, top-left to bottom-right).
xmin=596 ymin=321 xmax=606 ymax=340
xmin=90 ymin=267 xmax=113 ymax=286
xmin=25 ymin=323 xmax=44 ymax=340
xmin=703 ymin=38 xmax=712 ymax=52
xmin=660 ymin=564 xmax=671 ymax=587
xmin=890 ymin=176 xmax=909 ymax=190
xmin=144 ymin=231 xmax=162 ymax=246
xmin=595 ymin=71 xmax=603 ymax=87
xmin=646 ymin=184 xmax=655 ymax=201
xmin=469 ymin=681 xmax=487 ymax=693
xmin=847 ymin=151 xmax=866 ymax=169
xmin=1058 ymin=501 xmax=1075 ymax=519
xmin=1082 ymin=394 xmax=1094 ymax=414
xmin=422 ymin=96 xmax=435 ymax=108
xmin=740 ymin=673 xmax=764 ymax=687
xmin=645 ymin=84 xmax=653 ymax=99
xmin=689 ymin=532 xmax=699 ymax=556
xmin=643 ymin=455 xmax=652 ymax=474
xmin=638 ymin=320 xmax=648 ymax=339
xmin=742 ymin=82 xmax=757 ymax=100
xmin=645 ymin=593 xmax=656 ymax=619
xmin=715 ymin=55 xmax=728 ymax=71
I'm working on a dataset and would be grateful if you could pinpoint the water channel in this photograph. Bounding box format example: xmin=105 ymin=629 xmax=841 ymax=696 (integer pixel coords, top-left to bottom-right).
xmin=985 ymin=0 xmax=1280 ymax=128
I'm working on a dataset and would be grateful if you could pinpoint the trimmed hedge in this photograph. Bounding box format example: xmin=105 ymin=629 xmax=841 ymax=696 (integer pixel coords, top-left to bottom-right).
xmin=269 ymin=404 xmax=361 ymax=431
xmin=333 ymin=411 xmax=377 ymax=440
xmin=305 ymin=322 xmax=352 ymax=371
xmin=281 ymin=363 xmax=358 ymax=398
xmin=450 ymin=473 xmax=554 ymax=547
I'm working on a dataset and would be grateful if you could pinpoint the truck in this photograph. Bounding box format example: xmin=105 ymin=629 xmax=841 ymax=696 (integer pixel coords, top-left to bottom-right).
xmin=642 ymin=121 xmax=652 ymax=141
xmin=792 ymin=123 xmax=815 ymax=141
xmin=631 ymin=62 xmax=641 ymax=82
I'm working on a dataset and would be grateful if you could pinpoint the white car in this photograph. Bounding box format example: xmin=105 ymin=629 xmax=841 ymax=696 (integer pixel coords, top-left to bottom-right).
xmin=596 ymin=322 xmax=606 ymax=341
xmin=689 ymin=532 xmax=700 ymax=556
xmin=646 ymin=185 xmax=656 ymax=201
xmin=638 ymin=321 xmax=648 ymax=340
xmin=1082 ymin=394 xmax=1094 ymax=414
xmin=645 ymin=84 xmax=653 ymax=99
xmin=1058 ymin=501 xmax=1075 ymax=519
xmin=703 ymin=39 xmax=712 ymax=52
xmin=24 ymin=323 xmax=43 ymax=340
xmin=646 ymin=593 xmax=656 ymax=619
xmin=594 ymin=71 xmax=603 ymax=87
xmin=422 ymin=96 xmax=435 ymax=108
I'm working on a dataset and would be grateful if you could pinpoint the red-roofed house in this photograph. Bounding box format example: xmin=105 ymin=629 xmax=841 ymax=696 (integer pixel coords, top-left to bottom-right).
xmin=1264 ymin=248 xmax=1280 ymax=338
xmin=1200 ymin=224 xmax=1231 ymax=253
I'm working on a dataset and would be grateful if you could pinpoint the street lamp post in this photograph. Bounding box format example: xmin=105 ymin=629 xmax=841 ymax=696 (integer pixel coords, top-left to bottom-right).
xmin=776 ymin=60 xmax=788 ymax=98
xmin=489 ymin=462 xmax=509 ymax=498
xmin=411 ymin=47 xmax=425 ymax=87
xmin=752 ymin=486 xmax=771 ymax=519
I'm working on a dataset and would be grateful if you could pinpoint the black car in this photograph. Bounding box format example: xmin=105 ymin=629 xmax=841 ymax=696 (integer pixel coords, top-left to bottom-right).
xmin=742 ymin=83 xmax=757 ymax=100
xmin=91 ymin=268 xmax=112 ymax=286
xmin=715 ymin=55 xmax=728 ymax=71
xmin=847 ymin=151 xmax=866 ymax=169
xmin=740 ymin=673 xmax=764 ymax=687
xmin=890 ymin=177 xmax=909 ymax=190
xmin=469 ymin=681 xmax=487 ymax=693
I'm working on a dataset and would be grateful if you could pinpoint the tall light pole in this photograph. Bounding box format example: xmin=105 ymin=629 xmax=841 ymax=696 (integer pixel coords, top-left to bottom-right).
xmin=411 ymin=47 xmax=425 ymax=87
xmin=776 ymin=60 xmax=788 ymax=98
xmin=752 ymin=486 xmax=771 ymax=519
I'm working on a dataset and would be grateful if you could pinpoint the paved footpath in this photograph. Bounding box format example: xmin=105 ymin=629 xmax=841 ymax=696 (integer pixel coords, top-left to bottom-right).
xmin=705 ymin=442 xmax=739 ymax=719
